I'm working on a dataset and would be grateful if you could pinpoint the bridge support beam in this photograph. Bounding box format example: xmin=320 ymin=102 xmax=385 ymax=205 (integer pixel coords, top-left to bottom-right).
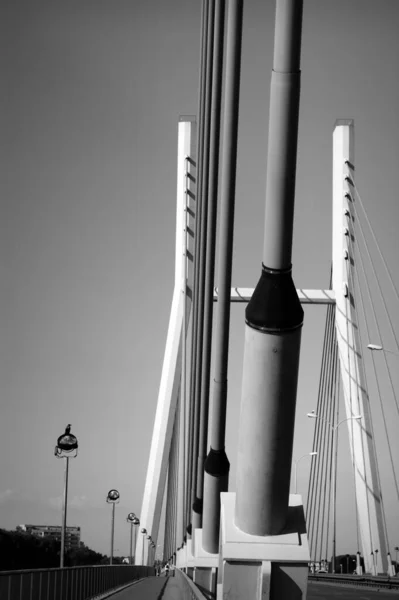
xmin=136 ymin=117 xmax=197 ymax=565
xmin=333 ymin=120 xmax=388 ymax=575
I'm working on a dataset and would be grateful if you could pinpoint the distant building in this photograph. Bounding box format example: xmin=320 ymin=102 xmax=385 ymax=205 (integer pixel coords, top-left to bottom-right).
xmin=18 ymin=524 xmax=81 ymax=549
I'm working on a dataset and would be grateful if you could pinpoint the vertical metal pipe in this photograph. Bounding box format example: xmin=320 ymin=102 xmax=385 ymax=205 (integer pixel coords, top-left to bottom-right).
xmin=187 ymin=0 xmax=209 ymax=535
xmin=235 ymin=0 xmax=304 ymax=536
xmin=194 ymin=0 xmax=225 ymax=533
xmin=60 ymin=457 xmax=69 ymax=568
xmin=202 ymin=0 xmax=243 ymax=554
xmin=129 ymin=523 xmax=133 ymax=565
xmin=110 ymin=503 xmax=115 ymax=565
xmin=132 ymin=525 xmax=137 ymax=565
xmin=191 ymin=0 xmax=215 ymax=532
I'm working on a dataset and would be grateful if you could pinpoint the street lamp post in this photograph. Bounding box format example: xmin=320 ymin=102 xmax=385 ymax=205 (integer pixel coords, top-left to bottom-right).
xmin=106 ymin=489 xmax=120 ymax=565
xmin=126 ymin=514 xmax=139 ymax=565
xmin=307 ymin=411 xmax=362 ymax=573
xmin=293 ymin=451 xmax=317 ymax=494
xmin=54 ymin=424 xmax=78 ymax=568
xmin=132 ymin=517 xmax=139 ymax=565
xmin=141 ymin=528 xmax=147 ymax=566
xmin=367 ymin=343 xmax=399 ymax=357
xmin=127 ymin=513 xmax=136 ymax=565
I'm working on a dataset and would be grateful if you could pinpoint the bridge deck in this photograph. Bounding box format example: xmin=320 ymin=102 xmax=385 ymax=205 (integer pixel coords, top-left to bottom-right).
xmin=107 ymin=575 xmax=187 ymax=600
xmin=308 ymin=581 xmax=398 ymax=599
xmin=107 ymin=577 xmax=398 ymax=600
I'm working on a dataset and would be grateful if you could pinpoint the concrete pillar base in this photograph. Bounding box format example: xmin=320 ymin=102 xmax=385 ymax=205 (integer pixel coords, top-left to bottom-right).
xmin=218 ymin=492 xmax=310 ymax=600
xmin=176 ymin=545 xmax=187 ymax=568
xmin=186 ymin=539 xmax=196 ymax=571
xmin=190 ymin=528 xmax=219 ymax=596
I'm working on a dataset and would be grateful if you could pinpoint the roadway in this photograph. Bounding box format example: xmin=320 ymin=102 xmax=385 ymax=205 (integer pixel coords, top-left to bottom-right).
xmin=308 ymin=581 xmax=398 ymax=599
xmin=102 ymin=575 xmax=187 ymax=600
xmin=106 ymin=577 xmax=398 ymax=600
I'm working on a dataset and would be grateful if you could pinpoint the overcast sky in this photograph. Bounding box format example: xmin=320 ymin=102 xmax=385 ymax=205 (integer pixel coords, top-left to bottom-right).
xmin=1 ymin=0 xmax=398 ymax=559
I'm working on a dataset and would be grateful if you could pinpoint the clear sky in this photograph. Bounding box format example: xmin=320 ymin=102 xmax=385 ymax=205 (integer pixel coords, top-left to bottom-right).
xmin=1 ymin=0 xmax=398 ymax=559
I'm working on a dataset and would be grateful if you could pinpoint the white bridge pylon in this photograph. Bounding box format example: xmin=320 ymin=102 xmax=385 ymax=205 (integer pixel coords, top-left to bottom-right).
xmin=138 ymin=118 xmax=388 ymax=575
xmin=136 ymin=117 xmax=197 ymax=566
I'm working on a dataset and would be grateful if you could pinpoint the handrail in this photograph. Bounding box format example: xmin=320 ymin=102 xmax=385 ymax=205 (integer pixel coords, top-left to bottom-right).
xmin=0 ymin=564 xmax=145 ymax=576
xmin=309 ymin=573 xmax=399 ymax=590
xmin=0 ymin=564 xmax=155 ymax=600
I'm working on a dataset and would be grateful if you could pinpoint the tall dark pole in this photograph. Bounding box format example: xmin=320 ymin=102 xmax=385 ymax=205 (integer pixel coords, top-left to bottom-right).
xmin=194 ymin=0 xmax=225 ymax=534
xmin=60 ymin=457 xmax=69 ymax=568
xmin=110 ymin=502 xmax=115 ymax=565
xmin=202 ymin=0 xmax=243 ymax=554
xmin=235 ymin=0 xmax=304 ymax=536
xmin=187 ymin=0 xmax=208 ymax=535
xmin=129 ymin=522 xmax=133 ymax=565
xmin=133 ymin=523 xmax=138 ymax=565
xmin=191 ymin=0 xmax=215 ymax=532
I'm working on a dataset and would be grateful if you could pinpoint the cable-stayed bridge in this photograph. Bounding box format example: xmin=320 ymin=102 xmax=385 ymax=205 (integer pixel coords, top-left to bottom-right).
xmin=1 ymin=1 xmax=398 ymax=599
xmin=132 ymin=0 xmax=399 ymax=597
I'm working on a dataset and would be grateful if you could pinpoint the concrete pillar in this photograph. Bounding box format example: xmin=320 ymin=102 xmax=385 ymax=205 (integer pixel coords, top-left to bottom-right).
xmin=218 ymin=2 xmax=309 ymax=597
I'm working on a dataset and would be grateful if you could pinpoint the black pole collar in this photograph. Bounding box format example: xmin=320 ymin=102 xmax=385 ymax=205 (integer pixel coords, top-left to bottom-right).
xmin=245 ymin=264 xmax=304 ymax=333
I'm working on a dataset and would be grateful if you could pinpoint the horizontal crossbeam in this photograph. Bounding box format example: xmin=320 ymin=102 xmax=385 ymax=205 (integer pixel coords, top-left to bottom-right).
xmin=213 ymin=288 xmax=335 ymax=304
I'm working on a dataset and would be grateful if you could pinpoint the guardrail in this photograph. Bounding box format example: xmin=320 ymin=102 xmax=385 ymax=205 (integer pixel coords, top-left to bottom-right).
xmin=174 ymin=568 xmax=209 ymax=600
xmin=309 ymin=573 xmax=399 ymax=591
xmin=0 ymin=564 xmax=155 ymax=600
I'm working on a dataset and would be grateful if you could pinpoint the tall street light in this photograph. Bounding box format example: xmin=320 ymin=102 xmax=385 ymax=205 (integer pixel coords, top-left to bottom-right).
xmin=307 ymin=411 xmax=362 ymax=573
xmin=126 ymin=513 xmax=136 ymax=565
xmin=367 ymin=343 xmax=399 ymax=357
xmin=133 ymin=517 xmax=140 ymax=565
xmin=127 ymin=514 xmax=139 ymax=565
xmin=141 ymin=528 xmax=147 ymax=566
xmin=293 ymin=451 xmax=317 ymax=494
xmin=54 ymin=424 xmax=78 ymax=568
xmin=106 ymin=489 xmax=120 ymax=565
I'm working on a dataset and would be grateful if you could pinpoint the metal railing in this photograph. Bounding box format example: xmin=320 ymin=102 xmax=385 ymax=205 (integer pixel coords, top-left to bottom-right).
xmin=309 ymin=573 xmax=399 ymax=590
xmin=0 ymin=564 xmax=154 ymax=600
xmin=173 ymin=568 xmax=209 ymax=600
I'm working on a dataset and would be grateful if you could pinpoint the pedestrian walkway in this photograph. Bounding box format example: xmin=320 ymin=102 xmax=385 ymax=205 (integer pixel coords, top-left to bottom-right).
xmin=106 ymin=575 xmax=187 ymax=600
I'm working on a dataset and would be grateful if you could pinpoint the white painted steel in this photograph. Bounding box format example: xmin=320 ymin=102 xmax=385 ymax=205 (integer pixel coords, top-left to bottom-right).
xmin=333 ymin=121 xmax=387 ymax=574
xmin=136 ymin=119 xmax=196 ymax=565
xmin=213 ymin=287 xmax=335 ymax=304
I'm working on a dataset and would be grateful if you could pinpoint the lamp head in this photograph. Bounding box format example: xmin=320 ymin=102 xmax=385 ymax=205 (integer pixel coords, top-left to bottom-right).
xmin=107 ymin=489 xmax=120 ymax=503
xmin=55 ymin=425 xmax=78 ymax=457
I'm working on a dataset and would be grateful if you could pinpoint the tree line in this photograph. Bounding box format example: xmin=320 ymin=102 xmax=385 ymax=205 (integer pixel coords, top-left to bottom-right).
xmin=0 ymin=528 xmax=118 ymax=571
